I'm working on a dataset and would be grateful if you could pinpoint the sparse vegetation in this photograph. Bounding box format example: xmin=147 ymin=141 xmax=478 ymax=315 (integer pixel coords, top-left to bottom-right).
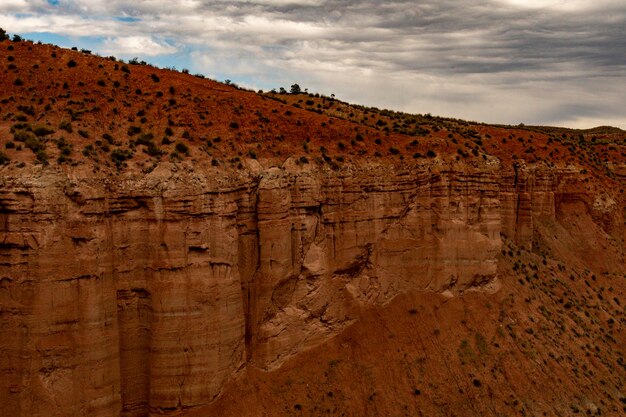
xmin=59 ymin=120 xmax=73 ymax=133
xmin=32 ymin=126 xmax=54 ymax=137
xmin=56 ymin=138 xmax=73 ymax=163
xmin=175 ymin=142 xmax=189 ymax=155
xmin=111 ymin=148 xmax=133 ymax=168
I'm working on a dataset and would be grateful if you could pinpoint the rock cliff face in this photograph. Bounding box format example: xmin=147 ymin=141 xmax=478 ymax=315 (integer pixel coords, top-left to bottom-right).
xmin=2 ymin=160 xmax=622 ymax=417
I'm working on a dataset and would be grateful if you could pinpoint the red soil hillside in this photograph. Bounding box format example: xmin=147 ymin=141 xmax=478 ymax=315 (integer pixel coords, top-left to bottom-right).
xmin=0 ymin=38 xmax=625 ymax=417
xmin=0 ymin=38 xmax=624 ymax=177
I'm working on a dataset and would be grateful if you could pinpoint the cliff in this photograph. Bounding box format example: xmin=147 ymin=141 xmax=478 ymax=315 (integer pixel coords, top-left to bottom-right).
xmin=1 ymin=158 xmax=624 ymax=416
xmin=0 ymin=39 xmax=625 ymax=417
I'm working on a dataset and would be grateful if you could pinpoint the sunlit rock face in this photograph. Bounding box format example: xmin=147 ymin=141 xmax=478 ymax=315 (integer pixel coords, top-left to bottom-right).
xmin=0 ymin=161 xmax=621 ymax=416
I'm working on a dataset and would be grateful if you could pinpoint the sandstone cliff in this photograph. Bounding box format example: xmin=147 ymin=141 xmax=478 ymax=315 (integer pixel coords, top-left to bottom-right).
xmin=1 ymin=159 xmax=623 ymax=417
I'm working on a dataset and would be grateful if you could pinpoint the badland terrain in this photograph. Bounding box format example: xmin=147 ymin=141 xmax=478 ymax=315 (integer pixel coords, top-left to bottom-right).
xmin=0 ymin=37 xmax=625 ymax=416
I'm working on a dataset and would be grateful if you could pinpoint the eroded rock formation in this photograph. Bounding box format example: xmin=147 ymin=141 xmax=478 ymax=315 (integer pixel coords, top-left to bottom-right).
xmin=0 ymin=160 xmax=623 ymax=416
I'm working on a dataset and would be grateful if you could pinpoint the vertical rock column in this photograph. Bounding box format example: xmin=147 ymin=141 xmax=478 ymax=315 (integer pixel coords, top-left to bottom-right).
xmin=250 ymin=173 xmax=294 ymax=366
xmin=144 ymin=191 xmax=246 ymax=413
xmin=0 ymin=184 xmax=122 ymax=417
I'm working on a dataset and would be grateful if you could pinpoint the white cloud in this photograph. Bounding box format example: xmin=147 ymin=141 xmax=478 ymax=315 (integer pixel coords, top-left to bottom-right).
xmin=101 ymin=35 xmax=177 ymax=56
xmin=0 ymin=13 xmax=119 ymax=36
xmin=0 ymin=0 xmax=31 ymax=13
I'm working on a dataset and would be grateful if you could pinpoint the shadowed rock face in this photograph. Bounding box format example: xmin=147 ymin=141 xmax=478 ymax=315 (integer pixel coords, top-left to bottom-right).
xmin=0 ymin=161 xmax=623 ymax=417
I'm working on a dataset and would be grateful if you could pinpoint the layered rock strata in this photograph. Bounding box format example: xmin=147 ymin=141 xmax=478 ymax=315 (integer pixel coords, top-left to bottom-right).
xmin=0 ymin=161 xmax=622 ymax=416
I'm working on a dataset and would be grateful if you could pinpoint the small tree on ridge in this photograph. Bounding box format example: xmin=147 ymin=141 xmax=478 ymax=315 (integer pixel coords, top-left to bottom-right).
xmin=290 ymin=83 xmax=302 ymax=94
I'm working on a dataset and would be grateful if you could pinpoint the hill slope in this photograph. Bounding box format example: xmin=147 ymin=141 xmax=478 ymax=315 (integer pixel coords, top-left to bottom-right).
xmin=0 ymin=38 xmax=624 ymax=175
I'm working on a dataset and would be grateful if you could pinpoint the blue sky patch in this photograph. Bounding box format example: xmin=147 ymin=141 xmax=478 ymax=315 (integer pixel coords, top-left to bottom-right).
xmin=115 ymin=16 xmax=141 ymax=23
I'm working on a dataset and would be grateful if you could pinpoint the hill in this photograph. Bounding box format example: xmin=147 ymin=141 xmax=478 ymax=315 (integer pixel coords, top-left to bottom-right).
xmin=0 ymin=37 xmax=624 ymax=175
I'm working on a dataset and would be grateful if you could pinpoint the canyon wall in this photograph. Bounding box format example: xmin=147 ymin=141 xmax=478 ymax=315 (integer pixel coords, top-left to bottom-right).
xmin=0 ymin=161 xmax=622 ymax=417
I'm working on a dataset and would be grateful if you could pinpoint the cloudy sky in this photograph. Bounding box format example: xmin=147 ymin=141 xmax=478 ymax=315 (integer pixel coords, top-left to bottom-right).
xmin=1 ymin=0 xmax=625 ymax=128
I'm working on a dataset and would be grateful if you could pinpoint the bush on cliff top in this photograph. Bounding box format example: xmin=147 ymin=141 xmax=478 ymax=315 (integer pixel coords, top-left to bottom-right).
xmin=111 ymin=148 xmax=133 ymax=168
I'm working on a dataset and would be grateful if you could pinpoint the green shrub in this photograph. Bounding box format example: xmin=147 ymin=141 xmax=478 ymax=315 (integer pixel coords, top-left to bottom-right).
xmin=82 ymin=144 xmax=96 ymax=157
xmin=59 ymin=120 xmax=73 ymax=133
xmin=56 ymin=138 xmax=73 ymax=163
xmin=56 ymin=138 xmax=72 ymax=154
xmin=11 ymin=123 xmax=29 ymax=132
xmin=35 ymin=149 xmax=48 ymax=164
xmin=24 ymin=136 xmax=44 ymax=153
xmin=111 ymin=148 xmax=133 ymax=167
xmin=67 ymin=60 xmax=77 ymax=68
xmin=175 ymin=142 xmax=189 ymax=155
xmin=13 ymin=130 xmax=35 ymax=143
xmin=33 ymin=126 xmax=54 ymax=137
xmin=97 ymin=141 xmax=110 ymax=153
xmin=145 ymin=144 xmax=163 ymax=157
xmin=135 ymin=132 xmax=154 ymax=146
xmin=0 ymin=151 xmax=10 ymax=165
xmin=17 ymin=105 xmax=35 ymax=116
xmin=127 ymin=126 xmax=142 ymax=136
